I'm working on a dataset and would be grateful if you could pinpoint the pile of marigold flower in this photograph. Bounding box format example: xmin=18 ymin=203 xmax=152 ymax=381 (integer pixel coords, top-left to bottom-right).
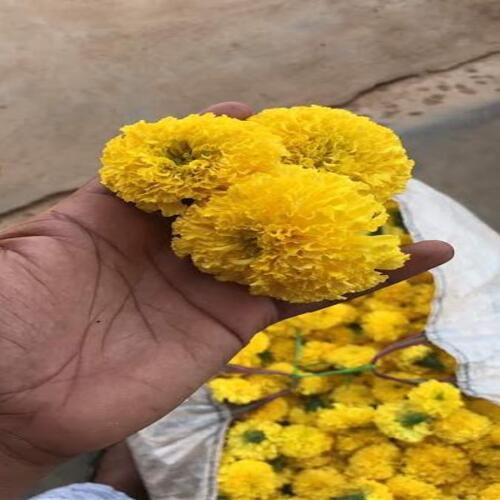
xmin=100 ymin=105 xmax=414 ymax=302
xmin=210 ymin=213 xmax=500 ymax=500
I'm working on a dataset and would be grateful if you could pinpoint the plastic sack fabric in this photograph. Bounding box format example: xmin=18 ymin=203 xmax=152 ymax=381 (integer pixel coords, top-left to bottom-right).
xmin=127 ymin=179 xmax=500 ymax=500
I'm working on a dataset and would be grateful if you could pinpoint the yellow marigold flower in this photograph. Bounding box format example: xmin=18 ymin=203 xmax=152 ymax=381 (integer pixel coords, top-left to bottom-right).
xmin=386 ymin=475 xmax=442 ymax=500
xmin=246 ymin=397 xmax=289 ymax=422
xmin=477 ymin=465 xmax=500 ymax=482
xmin=403 ymin=443 xmax=470 ymax=485
xmin=371 ymin=373 xmax=412 ymax=403
xmin=246 ymin=361 xmax=294 ymax=396
xmin=288 ymin=452 xmax=341 ymax=470
xmin=278 ymin=424 xmax=333 ymax=458
xmin=391 ymin=345 xmax=435 ymax=372
xmin=346 ymin=442 xmax=401 ymax=480
xmin=250 ymin=105 xmax=413 ymax=202
xmin=335 ymin=429 xmax=389 ymax=456
xmin=362 ymin=309 xmax=410 ymax=342
xmin=336 ymin=479 xmax=394 ymax=500
xmin=407 ymin=270 xmax=434 ymax=285
xmin=481 ymin=484 xmax=500 ymax=500
xmin=296 ymin=303 xmax=359 ymax=331
xmin=100 ymin=113 xmax=286 ymax=216
xmin=247 ymin=375 xmax=290 ymax=397
xmin=296 ymin=375 xmax=336 ymax=396
xmin=316 ymin=404 xmax=375 ymax=432
xmin=324 ymin=345 xmax=378 ymax=369
xmin=433 ymin=408 xmax=491 ymax=443
xmin=292 ymin=467 xmax=345 ymax=500
xmin=209 ymin=377 xmax=263 ymax=404
xmin=445 ymin=473 xmax=488 ymax=499
xmin=230 ymin=332 xmax=270 ymax=367
xmin=369 ymin=280 xmax=415 ymax=308
xmin=318 ymin=324 xmax=364 ymax=345
xmin=218 ymin=459 xmax=280 ymax=500
xmin=299 ymin=341 xmax=337 ymax=371
xmin=374 ymin=402 xmax=432 ymax=443
xmin=267 ymin=337 xmax=295 ymax=361
xmin=463 ymin=424 xmax=500 ymax=467
xmin=330 ymin=383 xmax=376 ymax=406
xmin=226 ymin=420 xmax=282 ymax=460
xmin=288 ymin=406 xmax=319 ymax=426
xmin=467 ymin=398 xmax=500 ymax=423
xmin=263 ymin=321 xmax=298 ymax=338
xmin=172 ymin=166 xmax=407 ymax=303
xmin=407 ymin=380 xmax=463 ymax=418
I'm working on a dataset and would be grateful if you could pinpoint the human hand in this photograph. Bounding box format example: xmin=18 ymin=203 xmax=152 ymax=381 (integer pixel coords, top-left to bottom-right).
xmin=0 ymin=102 xmax=453 ymax=496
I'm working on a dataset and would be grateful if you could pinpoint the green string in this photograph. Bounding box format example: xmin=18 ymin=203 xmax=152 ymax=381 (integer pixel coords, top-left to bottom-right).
xmin=293 ymin=364 xmax=376 ymax=378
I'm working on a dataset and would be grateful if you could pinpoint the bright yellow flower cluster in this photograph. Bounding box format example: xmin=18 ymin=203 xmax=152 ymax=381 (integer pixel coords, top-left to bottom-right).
xmin=101 ymin=106 xmax=412 ymax=302
xmin=100 ymin=113 xmax=286 ymax=216
xmin=250 ymin=106 xmax=413 ymax=202
xmin=212 ymin=209 xmax=500 ymax=500
xmin=172 ymin=166 xmax=407 ymax=302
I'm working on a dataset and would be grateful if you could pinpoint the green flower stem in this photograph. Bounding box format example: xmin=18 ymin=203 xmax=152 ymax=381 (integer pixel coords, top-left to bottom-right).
xmin=292 ymin=364 xmax=376 ymax=378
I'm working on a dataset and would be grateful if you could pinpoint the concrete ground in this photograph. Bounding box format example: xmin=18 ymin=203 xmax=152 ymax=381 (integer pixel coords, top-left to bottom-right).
xmin=1 ymin=1 xmax=499 ymax=496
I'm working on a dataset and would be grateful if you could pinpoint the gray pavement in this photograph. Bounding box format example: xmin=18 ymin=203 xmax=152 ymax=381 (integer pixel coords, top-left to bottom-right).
xmin=400 ymin=101 xmax=500 ymax=231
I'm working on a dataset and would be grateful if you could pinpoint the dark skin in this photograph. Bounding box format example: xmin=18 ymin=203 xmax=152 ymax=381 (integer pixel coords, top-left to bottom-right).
xmin=0 ymin=102 xmax=453 ymax=497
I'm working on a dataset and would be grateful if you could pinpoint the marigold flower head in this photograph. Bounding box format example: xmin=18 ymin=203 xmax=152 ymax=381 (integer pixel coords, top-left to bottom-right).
xmin=100 ymin=113 xmax=286 ymax=216
xmin=247 ymin=371 xmax=290 ymax=396
xmin=324 ymin=345 xmax=378 ymax=369
xmin=209 ymin=377 xmax=263 ymax=405
xmin=463 ymin=424 xmax=500 ymax=467
xmin=316 ymin=404 xmax=375 ymax=432
xmin=371 ymin=373 xmax=412 ymax=403
xmin=172 ymin=166 xmax=407 ymax=303
xmin=263 ymin=321 xmax=298 ymax=338
xmin=297 ymin=375 xmax=336 ymax=396
xmin=403 ymin=443 xmax=470 ymax=485
xmin=362 ymin=309 xmax=410 ymax=342
xmin=374 ymin=402 xmax=432 ymax=443
xmin=292 ymin=467 xmax=345 ymax=499
xmin=433 ymin=408 xmax=491 ymax=444
xmin=330 ymin=383 xmax=376 ymax=407
xmin=368 ymin=280 xmax=415 ymax=308
xmin=230 ymin=332 xmax=270 ymax=367
xmin=335 ymin=428 xmax=389 ymax=456
xmin=467 ymin=398 xmax=500 ymax=423
xmin=250 ymin=105 xmax=414 ymax=202
xmin=407 ymin=380 xmax=463 ymax=418
xmin=299 ymin=341 xmax=337 ymax=371
xmin=386 ymin=475 xmax=442 ymax=500
xmin=346 ymin=442 xmax=401 ymax=480
xmin=295 ymin=303 xmax=359 ymax=331
xmin=481 ymin=484 xmax=500 ymax=500
xmin=314 ymin=325 xmax=361 ymax=345
xmin=477 ymin=465 xmax=500 ymax=483
xmin=218 ymin=459 xmax=280 ymax=500
xmin=288 ymin=452 xmax=341 ymax=470
xmin=267 ymin=337 xmax=296 ymax=362
xmin=246 ymin=398 xmax=289 ymax=423
xmin=334 ymin=479 xmax=394 ymax=500
xmin=391 ymin=345 xmax=435 ymax=372
xmin=277 ymin=424 xmax=333 ymax=458
xmin=288 ymin=406 xmax=320 ymax=426
xmin=445 ymin=473 xmax=488 ymax=499
xmin=226 ymin=420 xmax=282 ymax=460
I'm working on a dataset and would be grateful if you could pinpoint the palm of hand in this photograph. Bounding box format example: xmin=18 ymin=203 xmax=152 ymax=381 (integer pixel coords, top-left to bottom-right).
xmin=0 ymin=103 xmax=452 ymax=470
xmin=0 ymin=180 xmax=279 ymax=462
